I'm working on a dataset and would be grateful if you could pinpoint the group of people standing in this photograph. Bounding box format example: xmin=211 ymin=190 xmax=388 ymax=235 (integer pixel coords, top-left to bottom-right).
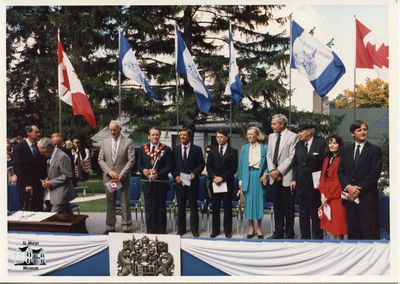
xmin=98 ymin=114 xmax=382 ymax=240
xmin=10 ymin=125 xmax=91 ymax=218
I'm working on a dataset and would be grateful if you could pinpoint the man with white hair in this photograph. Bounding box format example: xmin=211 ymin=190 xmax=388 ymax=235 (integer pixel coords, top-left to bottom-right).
xmin=98 ymin=120 xmax=135 ymax=234
xmin=37 ymin=137 xmax=76 ymax=217
xmin=267 ymin=114 xmax=298 ymax=239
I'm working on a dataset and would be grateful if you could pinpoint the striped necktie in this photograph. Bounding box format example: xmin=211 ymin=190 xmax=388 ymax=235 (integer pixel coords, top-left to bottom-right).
xmin=112 ymin=139 xmax=118 ymax=162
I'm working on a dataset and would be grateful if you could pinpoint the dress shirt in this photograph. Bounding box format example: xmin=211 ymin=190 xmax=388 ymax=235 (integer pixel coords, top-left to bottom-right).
xmin=353 ymin=141 xmax=366 ymax=159
xmin=304 ymin=136 xmax=314 ymax=153
xmin=218 ymin=143 xmax=227 ymax=156
xmin=248 ymin=142 xmax=260 ymax=168
xmin=181 ymin=143 xmax=191 ymax=159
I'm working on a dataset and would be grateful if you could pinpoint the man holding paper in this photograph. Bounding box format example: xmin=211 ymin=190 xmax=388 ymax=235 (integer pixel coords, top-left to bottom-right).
xmin=172 ymin=127 xmax=205 ymax=237
xmin=207 ymin=129 xmax=238 ymax=238
xmin=137 ymin=127 xmax=172 ymax=234
xmin=290 ymin=120 xmax=325 ymax=239
xmin=338 ymin=120 xmax=382 ymax=240
xmin=98 ymin=120 xmax=135 ymax=234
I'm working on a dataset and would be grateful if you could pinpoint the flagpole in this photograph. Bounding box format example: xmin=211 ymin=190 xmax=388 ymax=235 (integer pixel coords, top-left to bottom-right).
xmin=229 ymin=22 xmax=232 ymax=137
xmin=288 ymin=15 xmax=293 ymax=127
xmin=175 ymin=25 xmax=179 ymax=137
xmin=353 ymin=15 xmax=357 ymax=121
xmin=118 ymin=30 xmax=122 ymax=121
xmin=58 ymin=28 xmax=62 ymax=134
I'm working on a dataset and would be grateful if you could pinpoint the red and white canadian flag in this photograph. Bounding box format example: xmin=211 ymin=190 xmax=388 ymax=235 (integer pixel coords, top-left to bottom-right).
xmin=355 ymin=19 xmax=389 ymax=80
xmin=58 ymin=31 xmax=97 ymax=129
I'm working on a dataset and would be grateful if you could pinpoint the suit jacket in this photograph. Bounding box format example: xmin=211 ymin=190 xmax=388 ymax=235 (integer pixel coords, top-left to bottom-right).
xmin=267 ymin=129 xmax=298 ymax=186
xmin=338 ymin=141 xmax=382 ymax=209
xmin=137 ymin=143 xmax=172 ymax=193
xmin=238 ymin=143 xmax=269 ymax=193
xmin=13 ymin=140 xmax=47 ymax=191
xmin=47 ymin=148 xmax=76 ymax=205
xmin=293 ymin=136 xmax=326 ymax=195
xmin=206 ymin=145 xmax=238 ymax=194
xmin=172 ymin=144 xmax=205 ymax=188
xmin=98 ymin=136 xmax=135 ymax=187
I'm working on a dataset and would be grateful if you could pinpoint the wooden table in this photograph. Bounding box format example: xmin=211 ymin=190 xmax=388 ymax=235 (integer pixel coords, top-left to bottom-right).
xmin=8 ymin=214 xmax=89 ymax=234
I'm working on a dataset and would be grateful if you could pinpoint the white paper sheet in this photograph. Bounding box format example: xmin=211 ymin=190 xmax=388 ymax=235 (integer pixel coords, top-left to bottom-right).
xmin=180 ymin=172 xmax=191 ymax=186
xmin=105 ymin=180 xmax=122 ymax=193
xmin=312 ymin=171 xmax=321 ymax=189
xmin=8 ymin=211 xmax=56 ymax=222
xmin=212 ymin=182 xmax=228 ymax=193
xmin=323 ymin=204 xmax=331 ymax=220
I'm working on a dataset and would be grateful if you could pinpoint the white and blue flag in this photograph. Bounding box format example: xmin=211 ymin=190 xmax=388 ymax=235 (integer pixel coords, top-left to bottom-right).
xmin=224 ymin=30 xmax=243 ymax=104
xmin=291 ymin=20 xmax=346 ymax=97
xmin=175 ymin=26 xmax=212 ymax=113
xmin=119 ymin=32 xmax=161 ymax=101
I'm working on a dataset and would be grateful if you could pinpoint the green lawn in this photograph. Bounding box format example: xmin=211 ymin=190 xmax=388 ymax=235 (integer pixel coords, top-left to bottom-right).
xmin=76 ymin=178 xmax=105 ymax=194
xmin=77 ymin=198 xmax=106 ymax=212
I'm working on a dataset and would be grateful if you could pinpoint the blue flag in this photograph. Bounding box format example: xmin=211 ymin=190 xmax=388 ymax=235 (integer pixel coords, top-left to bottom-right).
xmin=291 ymin=20 xmax=346 ymax=97
xmin=175 ymin=26 xmax=212 ymax=113
xmin=119 ymin=32 xmax=161 ymax=101
xmin=224 ymin=30 xmax=243 ymax=104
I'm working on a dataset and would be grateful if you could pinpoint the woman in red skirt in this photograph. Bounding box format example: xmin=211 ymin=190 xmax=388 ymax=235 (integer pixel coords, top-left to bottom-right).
xmin=318 ymin=135 xmax=347 ymax=239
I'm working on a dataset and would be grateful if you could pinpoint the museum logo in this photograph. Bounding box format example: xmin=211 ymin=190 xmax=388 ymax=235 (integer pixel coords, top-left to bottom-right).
xmin=14 ymin=240 xmax=46 ymax=271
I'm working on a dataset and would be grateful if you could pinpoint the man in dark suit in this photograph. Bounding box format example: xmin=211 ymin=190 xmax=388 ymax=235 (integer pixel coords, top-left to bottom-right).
xmin=267 ymin=114 xmax=298 ymax=239
xmin=12 ymin=125 xmax=47 ymax=211
xmin=38 ymin=137 xmax=76 ymax=218
xmin=172 ymin=127 xmax=205 ymax=237
xmin=207 ymin=129 xmax=238 ymax=238
xmin=137 ymin=127 xmax=172 ymax=234
xmin=290 ymin=120 xmax=325 ymax=239
xmin=338 ymin=120 xmax=382 ymax=240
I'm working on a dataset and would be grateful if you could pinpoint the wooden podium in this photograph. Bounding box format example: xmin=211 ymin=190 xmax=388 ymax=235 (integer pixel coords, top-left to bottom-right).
xmin=8 ymin=214 xmax=89 ymax=234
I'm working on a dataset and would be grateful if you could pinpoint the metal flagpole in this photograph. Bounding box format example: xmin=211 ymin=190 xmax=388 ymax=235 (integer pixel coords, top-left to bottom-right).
xmin=229 ymin=22 xmax=232 ymax=137
xmin=118 ymin=30 xmax=122 ymax=121
xmin=353 ymin=15 xmax=357 ymax=121
xmin=58 ymin=28 xmax=62 ymax=134
xmin=175 ymin=25 xmax=180 ymax=137
xmin=288 ymin=15 xmax=293 ymax=127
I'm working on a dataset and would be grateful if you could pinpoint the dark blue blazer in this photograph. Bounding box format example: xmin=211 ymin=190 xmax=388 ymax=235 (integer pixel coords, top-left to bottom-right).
xmin=172 ymin=144 xmax=205 ymax=190
xmin=207 ymin=145 xmax=238 ymax=193
xmin=338 ymin=141 xmax=382 ymax=209
xmin=137 ymin=144 xmax=172 ymax=194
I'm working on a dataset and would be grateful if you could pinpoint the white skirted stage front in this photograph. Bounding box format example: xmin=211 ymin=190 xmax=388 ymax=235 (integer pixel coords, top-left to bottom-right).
xmin=7 ymin=233 xmax=390 ymax=276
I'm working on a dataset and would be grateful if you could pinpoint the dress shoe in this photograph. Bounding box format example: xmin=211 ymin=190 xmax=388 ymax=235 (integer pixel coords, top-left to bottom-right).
xmin=225 ymin=233 xmax=232 ymax=239
xmin=123 ymin=229 xmax=132 ymax=233
xmin=257 ymin=234 xmax=264 ymax=239
xmin=210 ymin=232 xmax=219 ymax=238
xmin=177 ymin=231 xmax=185 ymax=236
xmin=103 ymin=229 xmax=115 ymax=235
xmin=268 ymin=232 xmax=284 ymax=239
xmin=192 ymin=231 xmax=200 ymax=238
xmin=246 ymin=233 xmax=255 ymax=239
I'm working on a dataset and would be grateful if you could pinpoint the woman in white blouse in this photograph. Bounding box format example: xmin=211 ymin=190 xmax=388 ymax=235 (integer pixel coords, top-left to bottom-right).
xmin=238 ymin=126 xmax=269 ymax=239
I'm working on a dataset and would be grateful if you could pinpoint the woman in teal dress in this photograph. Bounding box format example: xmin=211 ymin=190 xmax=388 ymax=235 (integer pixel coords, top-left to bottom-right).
xmin=238 ymin=126 xmax=269 ymax=239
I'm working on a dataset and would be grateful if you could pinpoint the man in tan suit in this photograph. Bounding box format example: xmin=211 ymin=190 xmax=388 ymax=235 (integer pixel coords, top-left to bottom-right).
xmin=98 ymin=120 xmax=135 ymax=234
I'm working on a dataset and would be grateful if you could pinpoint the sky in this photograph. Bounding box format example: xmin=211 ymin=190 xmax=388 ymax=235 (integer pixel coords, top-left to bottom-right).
xmin=277 ymin=4 xmax=389 ymax=111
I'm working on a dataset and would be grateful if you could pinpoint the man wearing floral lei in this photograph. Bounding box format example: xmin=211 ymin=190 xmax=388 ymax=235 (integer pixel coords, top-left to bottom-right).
xmin=137 ymin=127 xmax=172 ymax=234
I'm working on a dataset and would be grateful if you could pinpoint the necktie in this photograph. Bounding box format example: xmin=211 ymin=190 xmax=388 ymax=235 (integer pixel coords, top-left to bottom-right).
xmin=304 ymin=142 xmax=308 ymax=160
xmin=150 ymin=145 xmax=156 ymax=165
xmin=151 ymin=145 xmax=156 ymax=153
xmin=112 ymin=139 xmax=118 ymax=162
xmin=31 ymin=143 xmax=39 ymax=158
xmin=354 ymin=144 xmax=361 ymax=162
xmin=273 ymin=134 xmax=281 ymax=166
xmin=183 ymin=146 xmax=187 ymax=160
xmin=219 ymin=145 xmax=224 ymax=157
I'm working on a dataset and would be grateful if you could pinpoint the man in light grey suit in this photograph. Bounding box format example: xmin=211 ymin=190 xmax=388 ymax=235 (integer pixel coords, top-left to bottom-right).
xmin=98 ymin=120 xmax=135 ymax=234
xmin=38 ymin=137 xmax=76 ymax=217
xmin=267 ymin=114 xmax=298 ymax=239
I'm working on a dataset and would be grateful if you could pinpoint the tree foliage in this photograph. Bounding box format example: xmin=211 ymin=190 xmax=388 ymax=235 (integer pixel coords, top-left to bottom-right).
xmin=7 ymin=5 xmax=292 ymax=142
xmin=334 ymin=78 xmax=388 ymax=109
